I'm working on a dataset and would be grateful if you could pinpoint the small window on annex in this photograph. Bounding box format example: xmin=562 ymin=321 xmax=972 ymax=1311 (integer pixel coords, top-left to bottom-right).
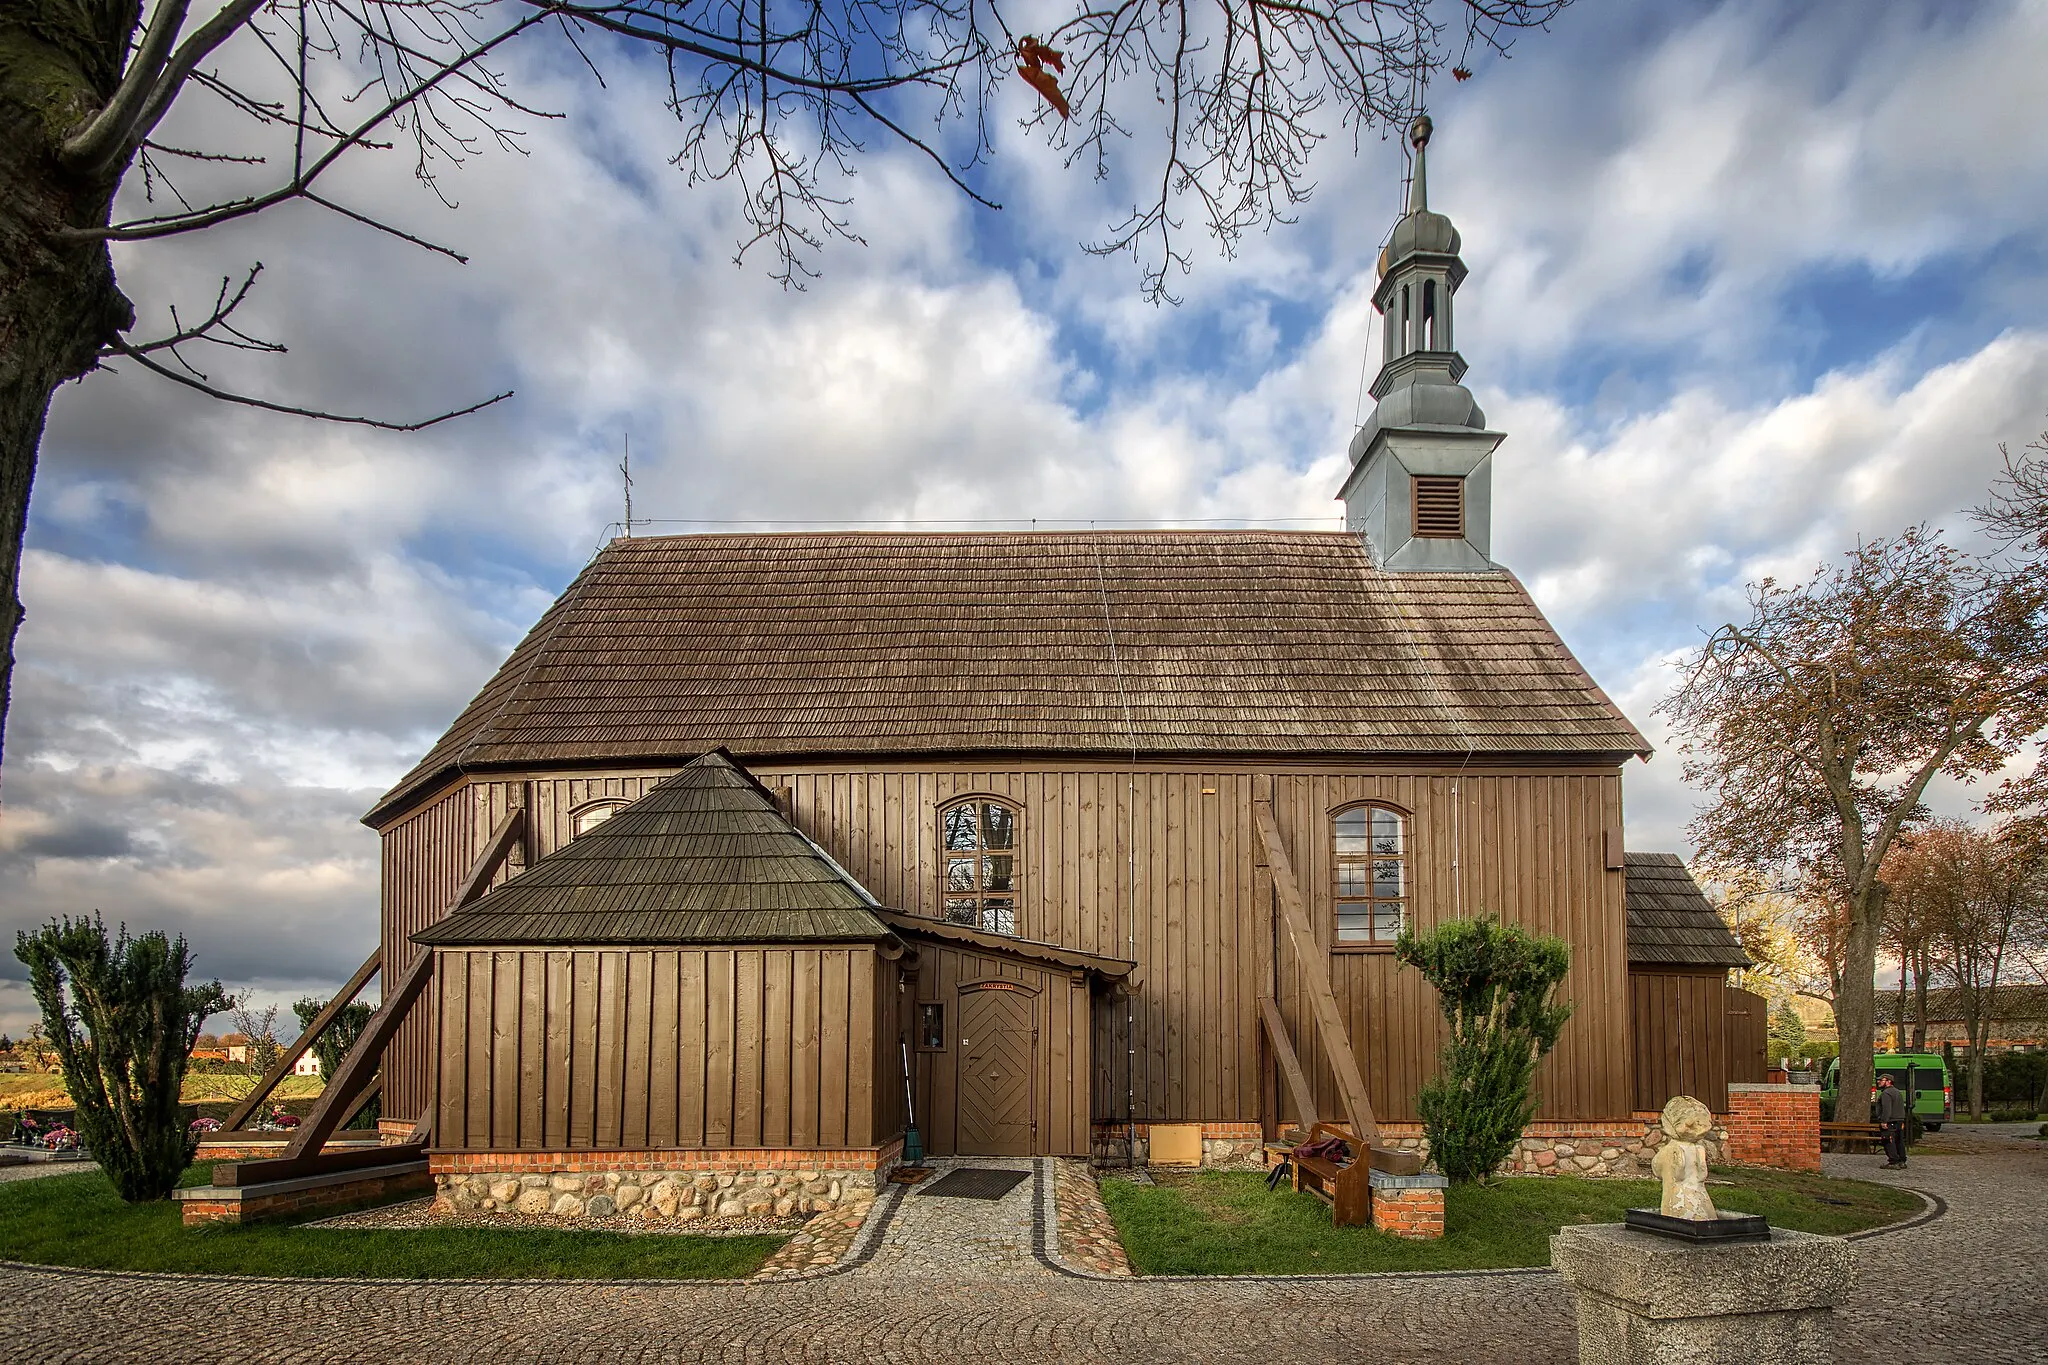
xmin=571 ymin=800 xmax=627 ymax=838
xmin=918 ymin=1003 xmax=946 ymax=1051
xmin=1333 ymin=804 xmax=1408 ymax=946
xmin=941 ymin=799 xmax=1019 ymax=936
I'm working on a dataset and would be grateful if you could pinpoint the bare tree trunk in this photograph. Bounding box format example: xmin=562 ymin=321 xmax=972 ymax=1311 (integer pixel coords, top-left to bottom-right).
xmin=1835 ymin=887 xmax=1888 ymax=1124
xmin=0 ymin=16 xmax=137 ymax=767
xmin=1911 ymin=946 xmax=1930 ymax=1050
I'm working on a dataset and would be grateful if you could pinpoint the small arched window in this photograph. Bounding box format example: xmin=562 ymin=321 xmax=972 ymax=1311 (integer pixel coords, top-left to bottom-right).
xmin=571 ymin=800 xmax=628 ymax=838
xmin=1334 ymin=804 xmax=1408 ymax=946
xmin=940 ymin=798 xmax=1019 ymax=936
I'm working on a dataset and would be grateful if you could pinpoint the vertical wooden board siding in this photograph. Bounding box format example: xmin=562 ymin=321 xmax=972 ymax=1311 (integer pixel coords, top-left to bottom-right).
xmin=569 ymin=952 xmax=598 ymax=1147
xmin=544 ymin=952 xmax=572 ymax=1148
xmin=704 ymin=951 xmax=733 ymax=1145
xmin=464 ymin=952 xmax=494 ymax=1148
xmin=378 ymin=781 xmax=477 ymax=1122
xmin=791 ymin=951 xmax=820 ymax=1147
xmin=517 ymin=953 xmax=544 ymax=1147
xmin=819 ymin=951 xmax=850 ymax=1147
xmin=761 ymin=950 xmax=792 ymax=1148
xmin=676 ymin=951 xmax=707 ymax=1145
xmin=732 ymin=952 xmax=763 ymax=1147
xmin=401 ymin=758 xmax=1635 ymax=1142
xmin=594 ymin=951 xmax=623 ymax=1148
xmin=646 ymin=951 xmax=679 ymax=1147
xmin=437 ymin=953 xmax=468 ymax=1147
xmin=621 ymin=951 xmax=652 ymax=1146
xmin=847 ymin=950 xmax=876 ymax=1147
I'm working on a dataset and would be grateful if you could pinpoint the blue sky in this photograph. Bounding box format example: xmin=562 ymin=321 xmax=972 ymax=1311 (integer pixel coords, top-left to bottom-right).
xmin=4 ymin=0 xmax=2047 ymax=1032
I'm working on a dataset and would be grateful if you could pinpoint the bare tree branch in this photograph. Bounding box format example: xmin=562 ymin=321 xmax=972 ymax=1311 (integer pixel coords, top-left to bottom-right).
xmin=59 ymin=0 xmax=198 ymax=173
xmin=104 ymin=341 xmax=514 ymax=431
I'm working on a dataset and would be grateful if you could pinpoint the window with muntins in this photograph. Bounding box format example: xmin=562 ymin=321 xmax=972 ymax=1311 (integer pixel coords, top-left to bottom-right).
xmin=1334 ymin=804 xmax=1408 ymax=946
xmin=571 ymin=800 xmax=627 ymax=837
xmin=941 ymin=799 xmax=1019 ymax=935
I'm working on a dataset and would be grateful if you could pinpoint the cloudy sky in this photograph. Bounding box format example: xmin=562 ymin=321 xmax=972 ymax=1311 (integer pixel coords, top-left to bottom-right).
xmin=4 ymin=0 xmax=2045 ymax=1034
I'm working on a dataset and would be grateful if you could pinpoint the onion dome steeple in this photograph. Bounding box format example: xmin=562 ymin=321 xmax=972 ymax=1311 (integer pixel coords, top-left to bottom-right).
xmin=1338 ymin=116 xmax=1503 ymax=572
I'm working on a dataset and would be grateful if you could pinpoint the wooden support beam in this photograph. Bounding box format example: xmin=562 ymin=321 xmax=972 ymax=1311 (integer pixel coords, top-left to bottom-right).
xmin=1258 ymin=996 xmax=1320 ymax=1131
xmin=216 ymin=1139 xmax=422 ymax=1187
xmin=1253 ymin=799 xmax=1379 ymax=1143
xmin=222 ymin=946 xmax=383 ymax=1132
xmin=280 ymin=948 xmax=434 ymax=1160
xmin=453 ymin=808 xmax=527 ymax=910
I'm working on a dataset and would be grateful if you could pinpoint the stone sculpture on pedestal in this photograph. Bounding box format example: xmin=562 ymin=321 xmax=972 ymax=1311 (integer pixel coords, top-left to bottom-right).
xmin=1649 ymin=1095 xmax=1718 ymax=1221
xmin=1552 ymin=1094 xmax=1859 ymax=1364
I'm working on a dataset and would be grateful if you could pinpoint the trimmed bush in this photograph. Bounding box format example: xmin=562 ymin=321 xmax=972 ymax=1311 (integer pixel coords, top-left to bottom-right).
xmin=14 ymin=917 xmax=230 ymax=1202
xmin=1395 ymin=917 xmax=1573 ymax=1183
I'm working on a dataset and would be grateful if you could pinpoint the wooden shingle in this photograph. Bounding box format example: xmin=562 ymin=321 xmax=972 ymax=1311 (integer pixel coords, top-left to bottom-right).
xmin=413 ymin=752 xmax=894 ymax=947
xmin=1624 ymin=853 xmax=1750 ymax=969
xmin=370 ymin=530 xmax=1650 ymax=825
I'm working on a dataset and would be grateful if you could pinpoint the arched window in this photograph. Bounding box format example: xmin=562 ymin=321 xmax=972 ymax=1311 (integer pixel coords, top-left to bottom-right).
xmin=1334 ymin=804 xmax=1408 ymax=945
xmin=940 ymin=798 xmax=1019 ymax=936
xmin=571 ymin=800 xmax=628 ymax=838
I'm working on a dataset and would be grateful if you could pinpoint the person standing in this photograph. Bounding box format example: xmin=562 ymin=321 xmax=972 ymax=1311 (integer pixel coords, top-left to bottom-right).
xmin=1874 ymin=1073 xmax=1908 ymax=1168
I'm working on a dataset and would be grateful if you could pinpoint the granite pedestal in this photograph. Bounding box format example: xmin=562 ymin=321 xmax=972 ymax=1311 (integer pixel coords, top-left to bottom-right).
xmin=1550 ymin=1222 xmax=1857 ymax=1365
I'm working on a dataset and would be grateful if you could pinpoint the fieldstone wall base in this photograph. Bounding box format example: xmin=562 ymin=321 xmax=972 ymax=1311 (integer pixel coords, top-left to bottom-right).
xmin=1551 ymin=1223 xmax=1858 ymax=1365
xmin=1374 ymin=1120 xmax=1727 ymax=1179
xmin=435 ymin=1166 xmax=877 ymax=1221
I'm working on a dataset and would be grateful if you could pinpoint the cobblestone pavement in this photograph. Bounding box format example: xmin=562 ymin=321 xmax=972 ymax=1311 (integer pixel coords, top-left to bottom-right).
xmin=4 ymin=1145 xmax=2043 ymax=1364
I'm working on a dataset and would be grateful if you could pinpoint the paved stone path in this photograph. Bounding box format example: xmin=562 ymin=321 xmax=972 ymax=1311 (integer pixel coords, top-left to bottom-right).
xmin=4 ymin=1143 xmax=2043 ymax=1363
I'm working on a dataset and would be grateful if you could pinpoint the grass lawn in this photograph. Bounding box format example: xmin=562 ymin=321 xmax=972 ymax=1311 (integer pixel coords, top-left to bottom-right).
xmin=1100 ymin=1166 xmax=1924 ymax=1276
xmin=0 ymin=1165 xmax=786 ymax=1279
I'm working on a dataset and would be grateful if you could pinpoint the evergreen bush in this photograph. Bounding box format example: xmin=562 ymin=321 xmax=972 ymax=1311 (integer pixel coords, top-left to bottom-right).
xmin=14 ymin=916 xmax=230 ymax=1202
xmin=1395 ymin=917 xmax=1574 ymax=1182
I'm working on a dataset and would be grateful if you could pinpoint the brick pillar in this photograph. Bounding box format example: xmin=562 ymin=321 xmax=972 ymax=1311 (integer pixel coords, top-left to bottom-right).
xmin=1368 ymin=1169 xmax=1447 ymax=1239
xmin=1723 ymin=1082 xmax=1820 ymax=1172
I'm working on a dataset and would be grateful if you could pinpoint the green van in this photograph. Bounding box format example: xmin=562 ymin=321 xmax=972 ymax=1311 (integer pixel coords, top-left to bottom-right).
xmin=1822 ymin=1053 xmax=1951 ymax=1129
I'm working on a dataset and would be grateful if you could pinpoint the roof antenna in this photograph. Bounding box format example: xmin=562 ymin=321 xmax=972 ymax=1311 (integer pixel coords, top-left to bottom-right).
xmin=620 ymin=433 xmax=634 ymax=538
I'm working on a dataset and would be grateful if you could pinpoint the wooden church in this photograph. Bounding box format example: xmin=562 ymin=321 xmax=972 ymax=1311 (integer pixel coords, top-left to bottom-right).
xmin=199 ymin=122 xmax=1762 ymax=1216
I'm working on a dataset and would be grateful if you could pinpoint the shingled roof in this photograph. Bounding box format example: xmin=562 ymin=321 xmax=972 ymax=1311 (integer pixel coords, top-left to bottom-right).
xmin=369 ymin=530 xmax=1649 ymax=826
xmin=1624 ymin=853 xmax=1750 ymax=969
xmin=413 ymin=751 xmax=894 ymax=947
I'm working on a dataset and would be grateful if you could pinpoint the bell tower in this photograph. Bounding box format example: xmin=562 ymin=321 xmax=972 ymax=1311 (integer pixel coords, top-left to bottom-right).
xmin=1339 ymin=116 xmax=1503 ymax=571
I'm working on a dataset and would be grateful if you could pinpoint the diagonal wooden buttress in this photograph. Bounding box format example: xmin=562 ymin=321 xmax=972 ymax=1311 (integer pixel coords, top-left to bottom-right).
xmin=1253 ymin=799 xmax=1379 ymax=1144
xmin=263 ymin=807 xmax=526 ymax=1170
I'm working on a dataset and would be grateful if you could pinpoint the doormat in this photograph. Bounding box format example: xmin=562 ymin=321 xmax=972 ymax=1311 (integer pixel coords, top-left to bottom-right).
xmin=917 ymin=1168 xmax=1031 ymax=1200
xmin=888 ymin=1165 xmax=936 ymax=1185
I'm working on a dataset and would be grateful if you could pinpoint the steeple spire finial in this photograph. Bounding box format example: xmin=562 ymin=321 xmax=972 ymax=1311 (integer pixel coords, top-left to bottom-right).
xmin=1407 ymin=115 xmax=1432 ymax=214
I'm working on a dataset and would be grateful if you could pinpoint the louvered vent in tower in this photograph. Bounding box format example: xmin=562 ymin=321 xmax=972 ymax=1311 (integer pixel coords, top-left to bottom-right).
xmin=1412 ymin=476 xmax=1465 ymax=539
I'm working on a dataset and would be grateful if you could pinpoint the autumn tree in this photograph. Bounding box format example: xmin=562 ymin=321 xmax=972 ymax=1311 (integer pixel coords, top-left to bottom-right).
xmin=1915 ymin=825 xmax=2045 ymax=1118
xmin=1662 ymin=528 xmax=2048 ymax=1123
xmin=1878 ymin=824 xmax=1955 ymax=1050
xmin=0 ymin=0 xmax=1572 ymax=759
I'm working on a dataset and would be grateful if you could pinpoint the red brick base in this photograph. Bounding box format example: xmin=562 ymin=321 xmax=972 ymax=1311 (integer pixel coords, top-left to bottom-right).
xmin=1722 ymin=1084 xmax=1821 ymax=1172
xmin=178 ymin=1166 xmax=431 ymax=1226
xmin=1369 ymin=1184 xmax=1446 ymax=1239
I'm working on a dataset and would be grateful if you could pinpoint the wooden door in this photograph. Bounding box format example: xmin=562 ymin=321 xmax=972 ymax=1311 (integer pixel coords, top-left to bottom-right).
xmin=958 ymin=984 xmax=1035 ymax=1155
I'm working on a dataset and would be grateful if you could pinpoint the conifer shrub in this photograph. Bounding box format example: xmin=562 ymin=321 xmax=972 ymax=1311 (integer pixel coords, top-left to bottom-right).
xmin=1395 ymin=916 xmax=1574 ymax=1183
xmin=14 ymin=916 xmax=230 ymax=1202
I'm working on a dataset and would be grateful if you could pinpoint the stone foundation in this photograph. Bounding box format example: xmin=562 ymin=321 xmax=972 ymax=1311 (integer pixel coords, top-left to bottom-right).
xmin=428 ymin=1146 xmax=896 ymax=1222
xmin=1373 ymin=1117 xmax=1728 ymax=1179
xmin=1723 ymin=1084 xmax=1822 ymax=1172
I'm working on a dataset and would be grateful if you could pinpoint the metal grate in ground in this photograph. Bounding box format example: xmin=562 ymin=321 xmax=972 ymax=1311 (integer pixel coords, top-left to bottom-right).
xmin=916 ymin=1167 xmax=1032 ymax=1201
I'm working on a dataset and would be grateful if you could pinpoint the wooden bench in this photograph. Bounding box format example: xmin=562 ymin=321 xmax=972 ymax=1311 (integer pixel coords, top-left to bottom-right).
xmin=1288 ymin=1122 xmax=1370 ymax=1227
xmin=1820 ymin=1121 xmax=1884 ymax=1153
